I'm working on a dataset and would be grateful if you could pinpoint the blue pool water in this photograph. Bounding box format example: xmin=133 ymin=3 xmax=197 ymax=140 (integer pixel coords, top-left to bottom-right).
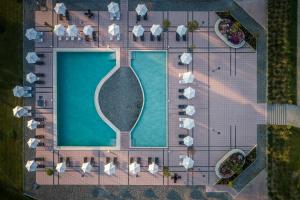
xmin=131 ymin=51 xmax=167 ymax=147
xmin=57 ymin=52 xmax=116 ymax=146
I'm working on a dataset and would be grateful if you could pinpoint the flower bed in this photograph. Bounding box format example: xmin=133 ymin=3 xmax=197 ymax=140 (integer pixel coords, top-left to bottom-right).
xmin=215 ymin=149 xmax=246 ymax=179
xmin=214 ymin=18 xmax=245 ymax=49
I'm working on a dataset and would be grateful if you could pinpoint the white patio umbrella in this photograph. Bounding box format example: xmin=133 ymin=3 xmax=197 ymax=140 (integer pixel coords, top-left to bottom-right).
xmin=26 ymin=160 xmax=37 ymax=172
xmin=26 ymin=72 xmax=38 ymax=84
xmin=81 ymin=162 xmax=92 ymax=173
xmin=54 ymin=3 xmax=67 ymax=16
xmin=136 ymin=4 xmax=148 ymax=16
xmin=66 ymin=25 xmax=79 ymax=37
xmin=25 ymin=28 xmax=38 ymax=40
xmin=83 ymin=25 xmax=94 ymax=36
xmin=182 ymin=157 xmax=194 ymax=169
xmin=13 ymin=106 xmax=29 ymax=118
xmin=12 ymin=86 xmax=26 ymax=97
xmin=183 ymin=87 xmax=195 ymax=99
xmin=107 ymin=2 xmax=119 ymax=15
xmin=56 ymin=162 xmax=66 ymax=173
xmin=54 ymin=24 xmax=65 ymax=36
xmin=183 ymin=136 xmax=194 ymax=147
xmin=150 ymin=24 xmax=163 ymax=36
xmin=180 ymin=53 xmax=192 ymax=65
xmin=104 ymin=162 xmax=116 ymax=175
xmin=182 ymin=118 xmax=195 ymax=130
xmin=132 ymin=25 xmax=144 ymax=37
xmin=129 ymin=162 xmax=140 ymax=175
xmin=182 ymin=72 xmax=194 ymax=84
xmin=148 ymin=162 xmax=159 ymax=175
xmin=108 ymin=23 xmax=120 ymax=36
xmin=26 ymin=52 xmax=39 ymax=64
xmin=176 ymin=25 xmax=187 ymax=37
xmin=27 ymin=119 xmax=40 ymax=130
xmin=27 ymin=138 xmax=40 ymax=148
xmin=185 ymin=105 xmax=195 ymax=116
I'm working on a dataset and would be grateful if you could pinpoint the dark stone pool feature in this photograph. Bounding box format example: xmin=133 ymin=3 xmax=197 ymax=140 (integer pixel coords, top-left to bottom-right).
xmin=98 ymin=67 xmax=143 ymax=132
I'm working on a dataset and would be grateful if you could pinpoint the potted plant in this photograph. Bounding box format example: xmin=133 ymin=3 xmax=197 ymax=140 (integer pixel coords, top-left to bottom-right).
xmin=162 ymin=19 xmax=171 ymax=31
xmin=46 ymin=168 xmax=54 ymax=176
xmin=187 ymin=20 xmax=199 ymax=32
xmin=163 ymin=166 xmax=171 ymax=177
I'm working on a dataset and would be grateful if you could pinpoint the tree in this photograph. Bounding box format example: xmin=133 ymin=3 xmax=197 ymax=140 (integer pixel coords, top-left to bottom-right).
xmin=163 ymin=166 xmax=171 ymax=177
xmin=187 ymin=20 xmax=199 ymax=32
xmin=162 ymin=19 xmax=171 ymax=31
xmin=46 ymin=168 xmax=54 ymax=176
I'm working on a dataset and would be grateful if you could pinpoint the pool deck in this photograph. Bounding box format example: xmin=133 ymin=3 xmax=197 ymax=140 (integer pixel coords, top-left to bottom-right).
xmin=24 ymin=0 xmax=266 ymax=189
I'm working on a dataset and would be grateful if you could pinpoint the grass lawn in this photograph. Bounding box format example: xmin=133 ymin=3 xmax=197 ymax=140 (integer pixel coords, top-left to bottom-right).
xmin=0 ymin=0 xmax=26 ymax=199
xmin=268 ymin=126 xmax=300 ymax=200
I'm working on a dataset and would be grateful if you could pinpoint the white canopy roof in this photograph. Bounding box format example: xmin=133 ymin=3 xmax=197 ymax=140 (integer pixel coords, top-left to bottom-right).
xmin=108 ymin=23 xmax=120 ymax=36
xmin=104 ymin=162 xmax=116 ymax=175
xmin=27 ymin=119 xmax=40 ymax=130
xmin=183 ymin=87 xmax=195 ymax=99
xmin=148 ymin=162 xmax=159 ymax=174
xmin=66 ymin=25 xmax=79 ymax=37
xmin=54 ymin=3 xmax=66 ymax=16
xmin=182 ymin=157 xmax=194 ymax=169
xmin=13 ymin=106 xmax=29 ymax=118
xmin=26 ymin=72 xmax=38 ymax=84
xmin=150 ymin=24 xmax=163 ymax=36
xmin=81 ymin=162 xmax=92 ymax=173
xmin=54 ymin=24 xmax=65 ymax=36
xmin=182 ymin=118 xmax=195 ymax=130
xmin=56 ymin=162 xmax=66 ymax=173
xmin=13 ymin=86 xmax=26 ymax=97
xmin=182 ymin=72 xmax=194 ymax=84
xmin=83 ymin=25 xmax=94 ymax=36
xmin=27 ymin=138 xmax=40 ymax=148
xmin=129 ymin=162 xmax=140 ymax=175
xmin=180 ymin=53 xmax=192 ymax=64
xmin=26 ymin=52 xmax=39 ymax=64
xmin=132 ymin=25 xmax=144 ymax=37
xmin=176 ymin=25 xmax=187 ymax=37
xmin=135 ymin=4 xmax=148 ymax=16
xmin=185 ymin=105 xmax=195 ymax=116
xmin=26 ymin=160 xmax=37 ymax=172
xmin=25 ymin=28 xmax=38 ymax=40
xmin=183 ymin=136 xmax=194 ymax=147
xmin=107 ymin=2 xmax=119 ymax=14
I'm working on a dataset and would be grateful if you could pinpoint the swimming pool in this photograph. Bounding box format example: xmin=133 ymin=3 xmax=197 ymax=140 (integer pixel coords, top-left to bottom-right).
xmin=55 ymin=51 xmax=116 ymax=147
xmin=131 ymin=51 xmax=167 ymax=147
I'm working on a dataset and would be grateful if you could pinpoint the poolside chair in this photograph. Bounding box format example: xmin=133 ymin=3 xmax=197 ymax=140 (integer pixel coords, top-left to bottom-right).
xmin=109 ymin=12 xmax=114 ymax=20
xmin=37 ymin=124 xmax=45 ymax=129
xmin=179 ymin=95 xmax=187 ymax=99
xmin=136 ymin=14 xmax=141 ymax=21
xmin=176 ymin=33 xmax=180 ymax=41
xmin=178 ymin=134 xmax=187 ymax=138
xmin=130 ymin=157 xmax=134 ymax=164
xmin=178 ymin=105 xmax=187 ymax=109
xmin=143 ymin=12 xmax=148 ymax=20
xmin=35 ymin=61 xmax=44 ymax=65
xmin=178 ymin=89 xmax=184 ymax=93
xmin=59 ymin=14 xmax=63 ymax=21
xmin=71 ymin=36 xmax=75 ymax=40
xmin=113 ymin=157 xmax=118 ymax=165
xmin=59 ymin=157 xmax=64 ymax=163
xmin=37 ymin=53 xmax=44 ymax=58
xmin=109 ymin=35 xmax=113 ymax=41
xmin=179 ymin=141 xmax=184 ymax=145
xmin=178 ymin=61 xmax=183 ymax=65
xmin=37 ymin=164 xmax=45 ymax=168
xmin=65 ymin=36 xmax=69 ymax=40
xmin=66 ymin=157 xmax=71 ymax=167
xmin=35 ymin=157 xmax=44 ymax=161
xmin=35 ymin=117 xmax=45 ymax=122
xmin=91 ymin=157 xmax=95 ymax=166
xmin=23 ymin=86 xmax=32 ymax=91
xmin=150 ymin=33 xmax=154 ymax=41
xmin=155 ymin=157 xmax=159 ymax=165
xmin=58 ymin=36 xmax=62 ymax=40
xmin=35 ymin=135 xmax=44 ymax=139
xmin=178 ymin=111 xmax=186 ymax=115
xmin=65 ymin=10 xmax=70 ymax=21
xmin=116 ymin=11 xmax=120 ymax=20
xmin=183 ymin=34 xmax=187 ymax=41
xmin=137 ymin=157 xmax=142 ymax=164
xmin=35 ymin=80 xmax=45 ymax=84
xmin=84 ymin=157 xmax=88 ymax=163
xmin=36 ymin=73 xmax=45 ymax=77
xmin=157 ymin=34 xmax=161 ymax=41
xmin=37 ymin=142 xmax=45 ymax=147
xmin=23 ymin=92 xmax=32 ymax=98
xmin=140 ymin=34 xmax=145 ymax=41
xmin=133 ymin=34 xmax=137 ymax=42
xmin=117 ymin=34 xmax=120 ymax=41
xmin=77 ymin=36 xmax=81 ymax=41
xmin=148 ymin=157 xmax=152 ymax=165
xmin=106 ymin=157 xmax=111 ymax=164
xmin=92 ymin=31 xmax=97 ymax=41
xmin=179 ymin=123 xmax=184 ymax=128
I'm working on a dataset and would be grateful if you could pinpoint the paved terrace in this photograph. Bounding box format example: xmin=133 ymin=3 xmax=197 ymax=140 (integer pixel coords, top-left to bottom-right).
xmin=23 ymin=0 xmax=266 ymax=190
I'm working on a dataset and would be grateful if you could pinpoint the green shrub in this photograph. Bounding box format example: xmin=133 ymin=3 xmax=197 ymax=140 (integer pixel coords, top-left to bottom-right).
xmin=163 ymin=167 xmax=171 ymax=177
xmin=162 ymin=19 xmax=171 ymax=30
xmin=187 ymin=20 xmax=199 ymax=32
xmin=46 ymin=168 xmax=54 ymax=176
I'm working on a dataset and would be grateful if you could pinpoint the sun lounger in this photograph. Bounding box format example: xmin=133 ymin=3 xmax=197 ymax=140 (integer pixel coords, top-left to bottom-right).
xmin=178 ymin=111 xmax=186 ymax=115
xmin=65 ymin=10 xmax=70 ymax=21
xmin=37 ymin=164 xmax=45 ymax=168
xmin=136 ymin=14 xmax=141 ymax=21
xmin=35 ymin=73 xmax=45 ymax=77
xmin=65 ymin=36 xmax=69 ymax=40
xmin=35 ymin=157 xmax=44 ymax=161
xmin=37 ymin=124 xmax=45 ymax=129
xmin=116 ymin=11 xmax=120 ymax=20
xmin=137 ymin=157 xmax=142 ymax=164
xmin=37 ymin=142 xmax=44 ymax=147
xmin=178 ymin=61 xmax=183 ymax=65
xmin=35 ymin=61 xmax=44 ymax=65
xmin=155 ymin=157 xmax=159 ymax=165
xmin=113 ymin=157 xmax=118 ymax=165
xmin=109 ymin=35 xmax=113 ymax=41
xmin=91 ymin=157 xmax=95 ymax=166
xmin=59 ymin=157 xmax=64 ymax=163
xmin=140 ymin=34 xmax=145 ymax=41
xmin=92 ymin=31 xmax=97 ymax=41
xmin=176 ymin=33 xmax=180 ymax=41
xmin=71 ymin=36 xmax=75 ymax=40
xmin=179 ymin=141 xmax=184 ymax=145
xmin=178 ymin=89 xmax=184 ymax=93
xmin=37 ymin=53 xmax=44 ymax=58
xmin=178 ymin=134 xmax=187 ymax=138
xmin=106 ymin=157 xmax=111 ymax=164
xmin=183 ymin=34 xmax=187 ymax=41
xmin=35 ymin=135 xmax=44 ymax=139
xmin=23 ymin=92 xmax=32 ymax=98
xmin=66 ymin=157 xmax=71 ymax=167
xmin=130 ymin=157 xmax=134 ymax=164
xmin=23 ymin=86 xmax=32 ymax=90
xmin=117 ymin=34 xmax=120 ymax=41
xmin=35 ymin=80 xmax=45 ymax=84
xmin=179 ymin=95 xmax=187 ymax=99
xmin=109 ymin=12 xmax=114 ymax=20
xmin=148 ymin=157 xmax=152 ymax=165
xmin=179 ymin=123 xmax=184 ymax=128
xmin=133 ymin=34 xmax=137 ymax=42
xmin=59 ymin=14 xmax=63 ymax=21
xmin=178 ymin=105 xmax=187 ymax=109
xmin=143 ymin=13 xmax=148 ymax=20
xmin=157 ymin=34 xmax=161 ymax=41
xmin=150 ymin=33 xmax=154 ymax=41
xmin=35 ymin=117 xmax=45 ymax=122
